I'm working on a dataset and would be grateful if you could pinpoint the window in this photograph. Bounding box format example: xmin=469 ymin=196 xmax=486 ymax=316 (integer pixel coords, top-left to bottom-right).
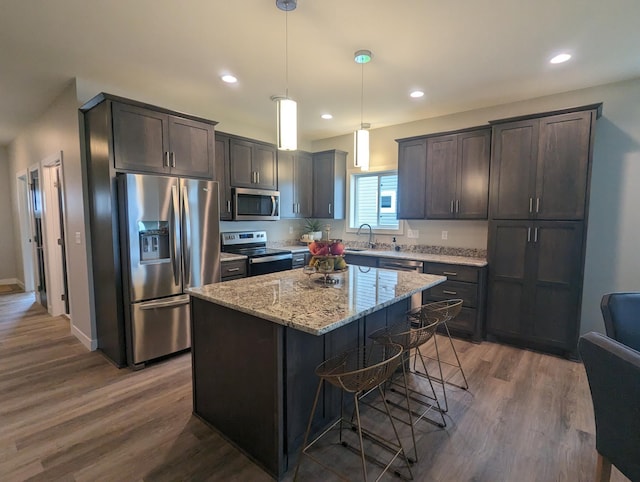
xmin=349 ymin=171 xmax=399 ymax=230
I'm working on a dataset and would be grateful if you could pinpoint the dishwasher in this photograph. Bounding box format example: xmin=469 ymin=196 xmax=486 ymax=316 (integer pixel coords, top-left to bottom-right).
xmin=378 ymin=258 xmax=424 ymax=310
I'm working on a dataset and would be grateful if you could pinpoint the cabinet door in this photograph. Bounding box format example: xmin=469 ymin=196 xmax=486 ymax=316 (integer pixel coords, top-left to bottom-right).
xmin=295 ymin=151 xmax=313 ymax=218
xmin=167 ymin=116 xmax=214 ymax=179
xmin=490 ymin=120 xmax=539 ymax=219
xmin=253 ymin=143 xmax=277 ymax=190
xmin=312 ymin=152 xmax=335 ymax=218
xmin=397 ymin=139 xmax=427 ymax=219
xmin=457 ymin=129 xmax=490 ymax=219
xmin=529 ymin=222 xmax=584 ymax=349
xmin=278 ymin=151 xmax=296 ymax=218
xmin=215 ymin=135 xmax=233 ymax=220
xmin=112 ymin=102 xmax=169 ymax=173
xmin=535 ymin=112 xmax=592 ymax=220
xmin=486 ymin=221 xmax=531 ymax=337
xmin=229 ymin=138 xmax=254 ymax=188
xmin=426 ymin=135 xmax=458 ymax=218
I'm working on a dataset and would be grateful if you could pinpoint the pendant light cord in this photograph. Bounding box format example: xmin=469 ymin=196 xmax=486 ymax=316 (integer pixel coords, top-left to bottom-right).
xmin=285 ymin=9 xmax=289 ymax=98
xmin=360 ymin=61 xmax=364 ymax=128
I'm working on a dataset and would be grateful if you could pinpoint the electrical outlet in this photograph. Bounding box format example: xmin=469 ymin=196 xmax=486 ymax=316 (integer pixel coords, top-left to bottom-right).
xmin=289 ymin=225 xmax=294 ymax=234
xmin=407 ymin=229 xmax=419 ymax=239
xmin=441 ymin=231 xmax=448 ymax=240
xmin=75 ymin=232 xmax=81 ymax=245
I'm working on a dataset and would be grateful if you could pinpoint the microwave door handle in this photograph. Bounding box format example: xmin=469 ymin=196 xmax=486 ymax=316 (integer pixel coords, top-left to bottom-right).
xmin=171 ymin=185 xmax=181 ymax=287
xmin=271 ymin=195 xmax=277 ymax=217
xmin=182 ymin=185 xmax=191 ymax=286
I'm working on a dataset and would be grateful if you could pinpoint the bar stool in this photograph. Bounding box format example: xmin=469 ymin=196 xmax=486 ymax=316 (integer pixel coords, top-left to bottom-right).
xmin=369 ymin=312 xmax=446 ymax=464
xmin=293 ymin=342 xmax=413 ymax=482
xmin=412 ymin=299 xmax=468 ymax=413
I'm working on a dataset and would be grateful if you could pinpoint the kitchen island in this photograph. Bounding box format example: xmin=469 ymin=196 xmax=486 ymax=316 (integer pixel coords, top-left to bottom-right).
xmin=188 ymin=265 xmax=446 ymax=480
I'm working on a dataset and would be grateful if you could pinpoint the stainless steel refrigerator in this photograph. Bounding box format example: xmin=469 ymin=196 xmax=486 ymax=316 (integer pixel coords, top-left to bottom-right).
xmin=118 ymin=173 xmax=220 ymax=368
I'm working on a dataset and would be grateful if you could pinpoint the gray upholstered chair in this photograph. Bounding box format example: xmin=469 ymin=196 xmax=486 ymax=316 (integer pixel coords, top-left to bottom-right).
xmin=601 ymin=292 xmax=640 ymax=351
xmin=578 ymin=332 xmax=640 ymax=482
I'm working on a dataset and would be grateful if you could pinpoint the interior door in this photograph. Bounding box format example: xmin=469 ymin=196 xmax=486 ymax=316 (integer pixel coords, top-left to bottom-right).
xmin=29 ymin=169 xmax=47 ymax=308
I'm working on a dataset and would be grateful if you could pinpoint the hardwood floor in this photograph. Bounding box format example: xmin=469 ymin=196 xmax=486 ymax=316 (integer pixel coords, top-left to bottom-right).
xmin=0 ymin=291 xmax=630 ymax=481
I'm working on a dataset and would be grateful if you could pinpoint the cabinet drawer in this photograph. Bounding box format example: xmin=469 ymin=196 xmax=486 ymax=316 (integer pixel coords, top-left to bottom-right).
xmin=424 ymin=262 xmax=479 ymax=283
xmin=220 ymin=260 xmax=247 ymax=279
xmin=424 ymin=280 xmax=477 ymax=308
xmin=292 ymin=253 xmax=307 ymax=268
xmin=441 ymin=306 xmax=477 ymax=336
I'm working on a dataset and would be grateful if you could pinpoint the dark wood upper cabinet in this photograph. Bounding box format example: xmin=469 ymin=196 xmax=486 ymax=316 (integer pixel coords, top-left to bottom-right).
xmin=397 ymin=138 xmax=427 ymax=219
xmin=312 ymin=150 xmax=347 ymax=219
xmin=112 ymin=102 xmax=215 ymax=179
xmin=214 ymin=133 xmax=232 ymax=220
xmin=279 ymin=150 xmax=312 ymax=219
xmin=490 ymin=109 xmax=596 ymax=221
xmin=229 ymin=138 xmax=277 ymax=190
xmin=397 ymin=127 xmax=489 ymax=220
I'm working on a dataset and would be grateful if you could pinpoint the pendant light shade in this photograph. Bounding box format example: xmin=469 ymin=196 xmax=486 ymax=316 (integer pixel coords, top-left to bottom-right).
xmin=274 ymin=0 xmax=297 ymax=151
xmin=276 ymin=97 xmax=297 ymax=151
xmin=354 ymin=50 xmax=372 ymax=171
xmin=354 ymin=125 xmax=370 ymax=171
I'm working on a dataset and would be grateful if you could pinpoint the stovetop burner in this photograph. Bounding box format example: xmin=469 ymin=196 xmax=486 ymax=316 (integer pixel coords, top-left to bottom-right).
xmin=226 ymin=246 xmax=291 ymax=258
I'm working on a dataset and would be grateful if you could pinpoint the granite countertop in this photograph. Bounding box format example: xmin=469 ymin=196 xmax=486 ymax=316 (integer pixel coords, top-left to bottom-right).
xmin=276 ymin=244 xmax=487 ymax=267
xmin=220 ymin=252 xmax=247 ymax=262
xmin=188 ymin=266 xmax=446 ymax=336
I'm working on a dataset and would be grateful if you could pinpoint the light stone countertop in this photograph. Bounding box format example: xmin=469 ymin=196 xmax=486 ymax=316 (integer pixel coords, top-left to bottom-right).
xmin=188 ymin=266 xmax=446 ymax=336
xmin=277 ymin=244 xmax=487 ymax=267
xmin=220 ymin=252 xmax=248 ymax=262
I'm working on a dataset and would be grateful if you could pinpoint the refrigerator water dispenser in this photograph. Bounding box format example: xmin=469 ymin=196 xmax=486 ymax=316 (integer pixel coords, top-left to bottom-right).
xmin=139 ymin=221 xmax=170 ymax=263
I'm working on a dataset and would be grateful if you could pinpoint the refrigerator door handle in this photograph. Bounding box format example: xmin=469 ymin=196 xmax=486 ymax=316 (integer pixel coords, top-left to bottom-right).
xmin=138 ymin=295 xmax=190 ymax=310
xmin=182 ymin=185 xmax=192 ymax=285
xmin=171 ymin=185 xmax=181 ymax=287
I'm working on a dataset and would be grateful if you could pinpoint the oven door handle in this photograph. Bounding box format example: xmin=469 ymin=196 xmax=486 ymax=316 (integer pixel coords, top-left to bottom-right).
xmin=249 ymin=253 xmax=292 ymax=264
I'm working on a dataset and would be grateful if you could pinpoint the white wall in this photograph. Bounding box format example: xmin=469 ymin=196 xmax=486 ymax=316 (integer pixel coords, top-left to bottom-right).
xmin=312 ymin=77 xmax=640 ymax=335
xmin=0 ymin=146 xmax=18 ymax=282
xmin=8 ymin=80 xmax=95 ymax=349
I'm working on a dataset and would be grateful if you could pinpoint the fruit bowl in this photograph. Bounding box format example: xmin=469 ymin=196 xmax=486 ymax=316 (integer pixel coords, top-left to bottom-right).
xmin=307 ymin=240 xmax=345 ymax=257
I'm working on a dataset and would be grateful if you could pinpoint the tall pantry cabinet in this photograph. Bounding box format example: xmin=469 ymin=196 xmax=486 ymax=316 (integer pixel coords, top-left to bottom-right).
xmin=486 ymin=104 xmax=602 ymax=356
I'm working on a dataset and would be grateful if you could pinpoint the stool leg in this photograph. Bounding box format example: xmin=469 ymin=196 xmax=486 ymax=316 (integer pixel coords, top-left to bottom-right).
xmin=378 ymin=384 xmax=414 ymax=481
xmin=293 ymin=378 xmax=324 ymax=482
xmin=352 ymin=392 xmax=369 ymax=481
xmin=442 ymin=321 xmax=469 ymax=390
xmin=399 ymin=352 xmax=418 ymax=464
xmin=431 ymin=331 xmax=449 ymax=412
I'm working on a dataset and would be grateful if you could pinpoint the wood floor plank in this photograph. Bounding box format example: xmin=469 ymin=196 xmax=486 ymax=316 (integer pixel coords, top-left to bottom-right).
xmin=0 ymin=291 xmax=631 ymax=481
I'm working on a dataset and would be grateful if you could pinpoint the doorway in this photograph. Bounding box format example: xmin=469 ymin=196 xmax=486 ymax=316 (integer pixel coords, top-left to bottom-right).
xmin=29 ymin=167 xmax=47 ymax=309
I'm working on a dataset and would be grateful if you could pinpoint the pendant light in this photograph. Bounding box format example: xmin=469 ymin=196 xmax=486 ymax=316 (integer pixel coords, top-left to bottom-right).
xmin=354 ymin=49 xmax=372 ymax=171
xmin=274 ymin=0 xmax=297 ymax=151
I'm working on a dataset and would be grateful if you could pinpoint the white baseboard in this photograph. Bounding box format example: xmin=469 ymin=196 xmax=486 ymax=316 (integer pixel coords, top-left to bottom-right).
xmin=0 ymin=277 xmax=22 ymax=285
xmin=71 ymin=323 xmax=98 ymax=351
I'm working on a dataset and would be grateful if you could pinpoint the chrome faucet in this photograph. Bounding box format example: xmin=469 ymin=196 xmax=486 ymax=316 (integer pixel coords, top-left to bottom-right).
xmin=357 ymin=223 xmax=375 ymax=248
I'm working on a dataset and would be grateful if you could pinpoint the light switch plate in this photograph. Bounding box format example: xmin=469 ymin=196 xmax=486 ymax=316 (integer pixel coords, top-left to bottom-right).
xmin=407 ymin=229 xmax=419 ymax=239
xmin=441 ymin=231 xmax=448 ymax=240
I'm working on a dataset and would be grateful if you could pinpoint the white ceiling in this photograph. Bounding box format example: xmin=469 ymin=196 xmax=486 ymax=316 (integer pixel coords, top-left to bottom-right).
xmin=1 ymin=0 xmax=639 ymax=146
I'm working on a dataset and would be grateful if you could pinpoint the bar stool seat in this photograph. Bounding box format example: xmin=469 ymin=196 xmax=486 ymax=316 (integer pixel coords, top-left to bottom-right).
xmin=413 ymin=299 xmax=468 ymax=413
xmin=294 ymin=342 xmax=413 ymax=481
xmin=369 ymin=313 xmax=446 ymax=464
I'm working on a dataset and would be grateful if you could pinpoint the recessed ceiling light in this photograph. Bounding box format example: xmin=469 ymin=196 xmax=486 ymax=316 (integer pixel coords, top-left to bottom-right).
xmin=550 ymin=53 xmax=571 ymax=64
xmin=410 ymin=90 xmax=425 ymax=98
xmin=221 ymin=74 xmax=238 ymax=83
xmin=321 ymin=114 xmax=333 ymax=120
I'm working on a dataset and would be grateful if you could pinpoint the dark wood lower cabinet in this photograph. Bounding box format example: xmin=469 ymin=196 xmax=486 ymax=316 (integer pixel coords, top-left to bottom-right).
xmin=190 ymin=296 xmax=409 ymax=480
xmin=486 ymin=220 xmax=584 ymax=355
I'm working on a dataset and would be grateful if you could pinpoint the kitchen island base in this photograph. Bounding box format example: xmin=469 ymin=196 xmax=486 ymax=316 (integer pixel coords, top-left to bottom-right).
xmin=190 ymin=296 xmax=410 ymax=480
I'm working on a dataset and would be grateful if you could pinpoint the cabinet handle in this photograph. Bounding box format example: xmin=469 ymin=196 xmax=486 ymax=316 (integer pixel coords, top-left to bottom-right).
xmin=164 ymin=151 xmax=170 ymax=167
xmin=450 ymin=200 xmax=454 ymax=213
xmin=256 ymin=172 xmax=260 ymax=184
xmin=171 ymin=152 xmax=176 ymax=168
xmin=328 ymin=203 xmax=332 ymax=215
xmin=456 ymin=200 xmax=460 ymax=213
xmin=443 ymin=271 xmax=457 ymax=276
xmin=443 ymin=290 xmax=457 ymax=295
xmin=226 ymin=200 xmax=231 ymax=213
xmin=534 ymin=227 xmax=538 ymax=243
xmin=536 ymin=197 xmax=540 ymax=213
xmin=227 ymin=267 xmax=240 ymax=272
xmin=527 ymin=227 xmax=531 ymax=242
xmin=529 ymin=197 xmax=533 ymax=213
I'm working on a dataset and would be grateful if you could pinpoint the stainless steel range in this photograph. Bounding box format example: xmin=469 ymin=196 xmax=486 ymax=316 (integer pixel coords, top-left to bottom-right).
xmin=221 ymin=230 xmax=292 ymax=276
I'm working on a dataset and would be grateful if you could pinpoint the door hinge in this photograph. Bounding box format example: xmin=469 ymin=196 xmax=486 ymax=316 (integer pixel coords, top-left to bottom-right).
xmin=61 ymin=294 xmax=66 ymax=301
xmin=57 ymin=238 xmax=63 ymax=246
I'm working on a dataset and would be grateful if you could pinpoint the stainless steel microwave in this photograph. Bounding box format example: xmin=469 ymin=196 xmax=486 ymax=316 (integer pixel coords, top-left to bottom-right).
xmin=233 ymin=187 xmax=280 ymax=221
